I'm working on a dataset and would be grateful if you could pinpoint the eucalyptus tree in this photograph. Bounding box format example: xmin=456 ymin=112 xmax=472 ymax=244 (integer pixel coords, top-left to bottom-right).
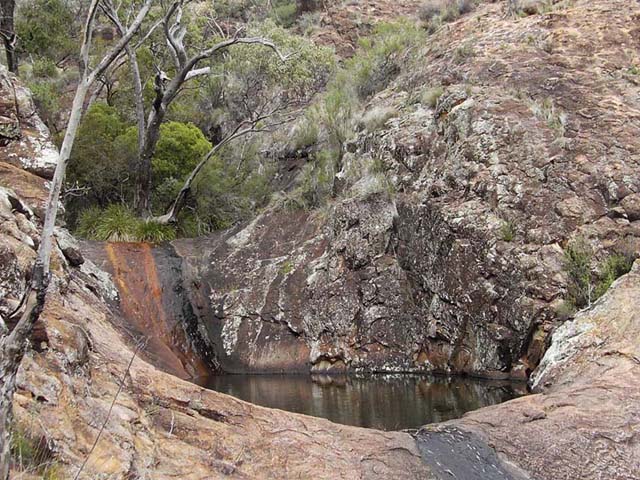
xmin=101 ymin=0 xmax=291 ymax=215
xmin=0 ymin=0 xmax=153 ymax=477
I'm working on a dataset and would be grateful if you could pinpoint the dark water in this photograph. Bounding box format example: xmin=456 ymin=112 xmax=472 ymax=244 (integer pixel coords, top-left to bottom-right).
xmin=206 ymin=374 xmax=527 ymax=431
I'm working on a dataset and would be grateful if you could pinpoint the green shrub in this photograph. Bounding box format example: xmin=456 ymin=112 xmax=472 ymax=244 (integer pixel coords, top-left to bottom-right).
xmin=16 ymin=0 xmax=76 ymax=61
xmin=529 ymin=97 xmax=566 ymax=136
xmin=499 ymin=221 xmax=516 ymax=242
xmin=563 ymin=239 xmax=634 ymax=309
xmin=422 ymin=86 xmax=445 ymax=108
xmin=28 ymin=81 xmax=60 ymax=127
xmin=66 ymin=103 xmax=130 ymax=226
xmin=292 ymin=108 xmax=321 ymax=150
xmin=31 ymin=57 xmax=59 ymax=78
xmin=360 ymin=106 xmax=398 ymax=132
xmin=92 ymin=205 xmax=138 ymax=242
xmin=270 ymin=0 xmax=298 ymax=27
xmin=10 ymin=425 xmax=62 ymax=479
xmin=346 ymin=21 xmax=424 ymax=100
xmin=453 ymin=42 xmax=476 ymax=63
xmin=75 ymin=206 xmax=103 ymax=239
xmin=285 ymin=149 xmax=337 ymax=210
xmin=419 ymin=0 xmax=475 ymax=32
xmin=134 ymin=220 xmax=177 ymax=242
xmin=563 ymin=238 xmax=594 ymax=309
xmin=594 ymin=253 xmax=634 ymax=299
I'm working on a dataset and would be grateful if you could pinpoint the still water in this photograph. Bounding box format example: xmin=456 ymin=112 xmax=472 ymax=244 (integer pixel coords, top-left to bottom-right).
xmin=207 ymin=374 xmax=526 ymax=431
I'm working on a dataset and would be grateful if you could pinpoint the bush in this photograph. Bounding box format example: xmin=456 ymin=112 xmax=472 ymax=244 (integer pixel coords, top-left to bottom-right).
xmin=347 ymin=21 xmax=424 ymax=100
xmin=270 ymin=0 xmax=298 ymax=27
xmin=421 ymin=86 xmax=444 ymax=108
xmin=563 ymin=238 xmax=594 ymax=309
xmin=420 ymin=0 xmax=475 ymax=32
xmin=31 ymin=57 xmax=59 ymax=78
xmin=360 ymin=106 xmax=398 ymax=132
xmin=75 ymin=204 xmax=176 ymax=242
xmin=134 ymin=220 xmax=177 ymax=242
xmin=75 ymin=206 xmax=103 ymax=239
xmin=92 ymin=205 xmax=138 ymax=242
xmin=563 ymin=239 xmax=634 ymax=310
xmin=499 ymin=221 xmax=516 ymax=242
xmin=28 ymin=81 xmax=61 ymax=127
xmin=285 ymin=149 xmax=337 ymax=210
xmin=16 ymin=0 xmax=77 ymax=61
xmin=66 ymin=103 xmax=130 ymax=225
xmin=594 ymin=253 xmax=634 ymax=299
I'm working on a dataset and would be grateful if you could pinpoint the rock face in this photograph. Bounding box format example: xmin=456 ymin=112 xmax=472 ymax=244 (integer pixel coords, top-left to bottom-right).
xmin=0 ymin=64 xmax=433 ymax=480
xmin=0 ymin=65 xmax=59 ymax=179
xmin=81 ymin=241 xmax=216 ymax=381
xmin=421 ymin=260 xmax=640 ymax=480
xmin=172 ymin=0 xmax=640 ymax=379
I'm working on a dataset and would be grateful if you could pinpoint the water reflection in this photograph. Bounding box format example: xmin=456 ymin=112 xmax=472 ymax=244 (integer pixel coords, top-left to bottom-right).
xmin=206 ymin=373 xmax=527 ymax=431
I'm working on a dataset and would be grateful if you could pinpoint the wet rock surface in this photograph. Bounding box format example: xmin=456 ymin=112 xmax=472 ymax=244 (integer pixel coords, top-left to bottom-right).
xmin=416 ymin=426 xmax=529 ymax=480
xmin=439 ymin=261 xmax=640 ymax=480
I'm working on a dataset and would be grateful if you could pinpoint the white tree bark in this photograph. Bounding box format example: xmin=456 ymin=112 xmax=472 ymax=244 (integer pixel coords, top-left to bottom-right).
xmin=0 ymin=1 xmax=152 ymax=477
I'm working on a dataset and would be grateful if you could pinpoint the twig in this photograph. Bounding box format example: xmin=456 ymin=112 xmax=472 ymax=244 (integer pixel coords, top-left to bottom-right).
xmin=73 ymin=340 xmax=145 ymax=480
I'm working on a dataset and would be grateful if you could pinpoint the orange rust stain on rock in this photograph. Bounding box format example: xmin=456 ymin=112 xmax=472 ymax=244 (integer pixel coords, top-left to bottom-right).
xmin=105 ymin=242 xmax=209 ymax=381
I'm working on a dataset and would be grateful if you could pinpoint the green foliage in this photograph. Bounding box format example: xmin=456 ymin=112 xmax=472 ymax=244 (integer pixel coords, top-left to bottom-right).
xmin=75 ymin=206 xmax=103 ymax=239
xmin=346 ymin=21 xmax=424 ymax=100
xmin=529 ymin=97 xmax=567 ymax=136
xmin=148 ymin=122 xmax=212 ymax=208
xmin=323 ymin=85 xmax=357 ymax=149
xmin=10 ymin=425 xmax=62 ymax=479
xmin=563 ymin=238 xmax=594 ymax=309
xmin=91 ymin=205 xmax=139 ymax=242
xmin=134 ymin=220 xmax=177 ymax=242
xmin=563 ymin=239 xmax=634 ymax=310
xmin=66 ymin=103 xmax=130 ymax=224
xmin=28 ymin=81 xmax=61 ymax=127
xmin=31 ymin=57 xmax=59 ymax=78
xmin=422 ymin=86 xmax=444 ymax=107
xmin=420 ymin=0 xmax=475 ymax=33
xmin=594 ymin=253 xmax=634 ymax=299
xmin=280 ymin=260 xmax=294 ymax=275
xmin=16 ymin=0 xmax=76 ymax=61
xmin=292 ymin=109 xmax=320 ymax=150
xmin=270 ymin=0 xmax=298 ymax=27
xmin=499 ymin=221 xmax=516 ymax=242
xmin=285 ymin=149 xmax=337 ymax=210
xmin=223 ymin=19 xmax=335 ymax=120
xmin=453 ymin=42 xmax=476 ymax=63
xmin=184 ymin=139 xmax=275 ymax=234
xmin=360 ymin=106 xmax=398 ymax=132
xmin=76 ymin=204 xmax=176 ymax=242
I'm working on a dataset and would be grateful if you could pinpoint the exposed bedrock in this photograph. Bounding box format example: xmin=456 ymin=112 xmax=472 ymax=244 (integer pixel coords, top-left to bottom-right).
xmin=173 ymin=195 xmax=538 ymax=378
xmin=170 ymin=0 xmax=640 ymax=379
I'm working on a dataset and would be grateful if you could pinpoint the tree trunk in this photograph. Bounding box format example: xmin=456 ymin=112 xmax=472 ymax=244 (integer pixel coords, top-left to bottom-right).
xmin=0 ymin=0 xmax=17 ymax=73
xmin=134 ymin=87 xmax=165 ymax=216
xmin=0 ymin=78 xmax=90 ymax=479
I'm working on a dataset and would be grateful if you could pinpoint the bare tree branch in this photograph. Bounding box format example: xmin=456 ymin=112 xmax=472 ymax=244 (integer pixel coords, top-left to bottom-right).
xmin=0 ymin=1 xmax=153 ymax=477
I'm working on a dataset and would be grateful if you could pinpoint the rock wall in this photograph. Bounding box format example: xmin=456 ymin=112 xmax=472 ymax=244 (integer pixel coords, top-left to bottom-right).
xmin=0 ymin=63 xmax=433 ymax=479
xmin=427 ymin=260 xmax=640 ymax=480
xmin=171 ymin=0 xmax=640 ymax=379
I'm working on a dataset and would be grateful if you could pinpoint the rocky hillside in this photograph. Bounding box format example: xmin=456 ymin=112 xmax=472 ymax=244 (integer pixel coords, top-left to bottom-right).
xmin=1 ymin=0 xmax=640 ymax=478
xmin=154 ymin=0 xmax=640 ymax=380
